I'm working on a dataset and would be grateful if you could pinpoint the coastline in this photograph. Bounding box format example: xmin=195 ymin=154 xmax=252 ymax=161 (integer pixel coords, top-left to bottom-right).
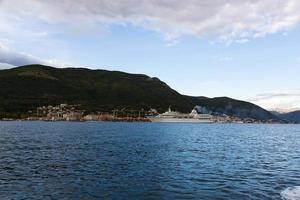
xmin=0 ymin=119 xmax=295 ymax=124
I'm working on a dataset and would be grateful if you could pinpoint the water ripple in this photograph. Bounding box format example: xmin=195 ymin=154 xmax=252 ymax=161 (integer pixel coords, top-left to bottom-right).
xmin=0 ymin=122 xmax=300 ymax=199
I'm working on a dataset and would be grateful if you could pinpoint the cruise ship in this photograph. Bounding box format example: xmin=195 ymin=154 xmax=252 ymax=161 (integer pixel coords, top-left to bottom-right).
xmin=148 ymin=106 xmax=213 ymax=123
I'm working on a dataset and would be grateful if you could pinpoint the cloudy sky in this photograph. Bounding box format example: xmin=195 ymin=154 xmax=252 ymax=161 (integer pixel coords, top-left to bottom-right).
xmin=0 ymin=0 xmax=300 ymax=110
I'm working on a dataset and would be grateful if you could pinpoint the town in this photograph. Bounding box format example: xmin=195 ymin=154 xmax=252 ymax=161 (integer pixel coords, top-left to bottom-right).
xmin=1 ymin=104 xmax=282 ymax=124
xmin=25 ymin=104 xmax=152 ymax=122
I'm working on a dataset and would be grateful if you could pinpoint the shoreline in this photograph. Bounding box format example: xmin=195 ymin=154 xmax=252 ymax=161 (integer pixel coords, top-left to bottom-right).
xmin=0 ymin=119 xmax=296 ymax=124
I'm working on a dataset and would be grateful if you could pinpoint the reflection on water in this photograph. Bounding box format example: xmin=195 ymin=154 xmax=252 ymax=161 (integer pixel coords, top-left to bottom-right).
xmin=0 ymin=122 xmax=300 ymax=199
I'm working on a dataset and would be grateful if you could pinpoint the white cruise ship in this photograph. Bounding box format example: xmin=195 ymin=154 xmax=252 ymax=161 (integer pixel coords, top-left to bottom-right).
xmin=148 ymin=106 xmax=213 ymax=123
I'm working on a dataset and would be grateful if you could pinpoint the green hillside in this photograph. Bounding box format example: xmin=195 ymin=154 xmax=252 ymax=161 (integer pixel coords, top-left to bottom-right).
xmin=0 ymin=65 xmax=277 ymax=120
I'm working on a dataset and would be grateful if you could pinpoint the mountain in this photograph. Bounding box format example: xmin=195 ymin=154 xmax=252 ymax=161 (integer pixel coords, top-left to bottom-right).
xmin=190 ymin=96 xmax=277 ymax=120
xmin=0 ymin=64 xmax=278 ymax=120
xmin=270 ymin=111 xmax=282 ymax=117
xmin=278 ymin=111 xmax=300 ymax=123
xmin=270 ymin=108 xmax=300 ymax=115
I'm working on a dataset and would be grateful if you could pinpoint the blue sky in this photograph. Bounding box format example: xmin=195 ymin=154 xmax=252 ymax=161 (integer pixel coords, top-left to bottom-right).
xmin=0 ymin=0 xmax=300 ymax=111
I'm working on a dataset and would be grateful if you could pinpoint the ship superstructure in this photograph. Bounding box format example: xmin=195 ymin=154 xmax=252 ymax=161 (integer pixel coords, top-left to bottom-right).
xmin=148 ymin=106 xmax=213 ymax=123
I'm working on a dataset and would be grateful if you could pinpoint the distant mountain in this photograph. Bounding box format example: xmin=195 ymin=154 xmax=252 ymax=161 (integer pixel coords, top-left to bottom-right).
xmin=0 ymin=64 xmax=278 ymax=121
xmin=189 ymin=96 xmax=277 ymax=120
xmin=278 ymin=111 xmax=300 ymax=123
xmin=270 ymin=111 xmax=282 ymax=116
xmin=270 ymin=108 xmax=300 ymax=114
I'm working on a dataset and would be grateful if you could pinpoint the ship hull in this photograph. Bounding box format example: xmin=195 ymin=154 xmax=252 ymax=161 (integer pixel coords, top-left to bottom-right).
xmin=148 ymin=117 xmax=213 ymax=123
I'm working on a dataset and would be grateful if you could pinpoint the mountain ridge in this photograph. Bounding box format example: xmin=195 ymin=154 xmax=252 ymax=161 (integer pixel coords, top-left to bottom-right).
xmin=0 ymin=64 xmax=278 ymax=121
xmin=276 ymin=110 xmax=300 ymax=123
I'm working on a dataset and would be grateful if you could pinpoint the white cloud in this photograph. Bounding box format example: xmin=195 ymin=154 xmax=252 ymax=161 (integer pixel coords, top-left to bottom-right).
xmin=0 ymin=42 xmax=42 ymax=66
xmin=235 ymin=39 xmax=250 ymax=44
xmin=249 ymin=91 xmax=300 ymax=110
xmin=1 ymin=0 xmax=300 ymax=69
xmin=0 ymin=40 xmax=72 ymax=68
xmin=0 ymin=62 xmax=15 ymax=69
xmin=44 ymin=59 xmax=72 ymax=68
xmin=0 ymin=0 xmax=300 ymax=43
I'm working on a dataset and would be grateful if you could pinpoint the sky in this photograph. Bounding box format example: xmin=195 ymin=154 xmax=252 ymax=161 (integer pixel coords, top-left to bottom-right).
xmin=0 ymin=0 xmax=300 ymax=111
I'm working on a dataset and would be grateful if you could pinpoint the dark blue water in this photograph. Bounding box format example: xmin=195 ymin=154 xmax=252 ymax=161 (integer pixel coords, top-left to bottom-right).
xmin=0 ymin=122 xmax=299 ymax=199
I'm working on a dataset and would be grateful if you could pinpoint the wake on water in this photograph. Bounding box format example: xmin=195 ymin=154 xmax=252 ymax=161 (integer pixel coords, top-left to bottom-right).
xmin=281 ymin=186 xmax=300 ymax=200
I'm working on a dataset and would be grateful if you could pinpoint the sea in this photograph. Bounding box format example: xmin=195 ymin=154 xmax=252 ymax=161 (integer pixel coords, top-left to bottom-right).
xmin=0 ymin=121 xmax=299 ymax=200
